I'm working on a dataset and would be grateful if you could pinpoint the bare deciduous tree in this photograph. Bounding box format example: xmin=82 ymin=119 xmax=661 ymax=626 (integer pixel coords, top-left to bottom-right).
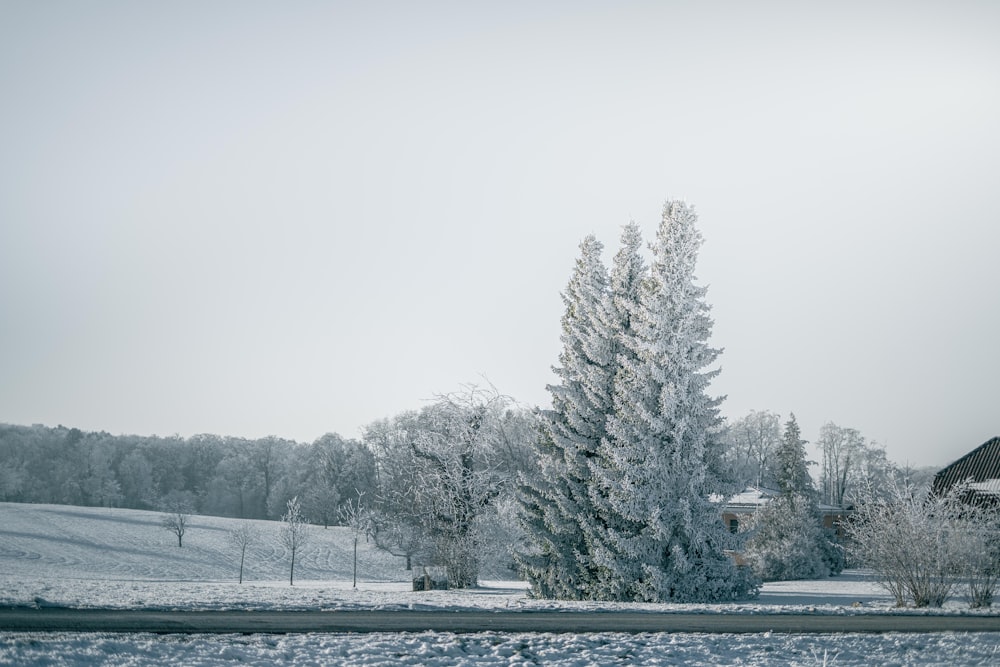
xmin=228 ymin=521 xmax=260 ymax=584
xmin=280 ymin=496 xmax=310 ymax=586
xmin=817 ymin=423 xmax=865 ymax=507
xmin=160 ymin=511 xmax=189 ymax=547
xmin=339 ymin=491 xmax=373 ymax=589
xmin=724 ymin=410 xmax=782 ymax=489
xmin=159 ymin=491 xmax=194 ymax=547
xmin=371 ymin=514 xmax=426 ymax=572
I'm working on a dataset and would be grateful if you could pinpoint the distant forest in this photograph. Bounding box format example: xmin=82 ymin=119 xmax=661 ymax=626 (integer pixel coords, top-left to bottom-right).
xmin=0 ymin=422 xmax=379 ymax=521
xmin=0 ymin=386 xmax=539 ymax=538
xmin=0 ymin=386 xmax=543 ymax=583
xmin=0 ymin=410 xmax=931 ymax=523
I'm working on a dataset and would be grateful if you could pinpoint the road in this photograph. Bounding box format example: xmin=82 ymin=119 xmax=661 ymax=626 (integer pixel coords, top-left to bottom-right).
xmin=3 ymin=608 xmax=1000 ymax=634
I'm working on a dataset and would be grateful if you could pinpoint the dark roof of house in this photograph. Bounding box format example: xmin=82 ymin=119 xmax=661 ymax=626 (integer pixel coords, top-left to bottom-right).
xmin=932 ymin=436 xmax=1000 ymax=497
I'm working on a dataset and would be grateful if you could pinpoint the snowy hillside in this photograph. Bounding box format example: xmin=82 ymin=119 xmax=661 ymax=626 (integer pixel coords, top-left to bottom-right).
xmin=0 ymin=502 xmax=404 ymax=584
xmin=0 ymin=502 xmax=443 ymax=611
xmin=1 ymin=501 xmax=993 ymax=616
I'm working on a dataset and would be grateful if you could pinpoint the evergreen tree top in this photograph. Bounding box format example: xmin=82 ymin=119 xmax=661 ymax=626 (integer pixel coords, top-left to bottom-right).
xmin=772 ymin=413 xmax=815 ymax=498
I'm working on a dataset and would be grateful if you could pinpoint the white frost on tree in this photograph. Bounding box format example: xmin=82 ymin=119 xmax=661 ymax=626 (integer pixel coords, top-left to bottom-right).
xmin=339 ymin=491 xmax=373 ymax=589
xmin=741 ymin=414 xmax=844 ymax=581
xmin=767 ymin=414 xmax=814 ymax=498
xmin=279 ymin=496 xmax=310 ymax=586
xmin=741 ymin=495 xmax=830 ymax=581
xmin=516 ymin=234 xmax=617 ymax=599
xmin=817 ymin=423 xmax=896 ymax=507
xmin=845 ymin=483 xmax=995 ymax=608
xmin=369 ymin=385 xmax=519 ymax=588
xmin=228 ymin=520 xmax=259 ymax=584
xmin=584 ymin=221 xmax=648 ymax=599
xmin=723 ymin=410 xmax=782 ymax=489
xmin=817 ymin=423 xmax=866 ymax=507
xmin=589 ymin=201 xmax=756 ymax=602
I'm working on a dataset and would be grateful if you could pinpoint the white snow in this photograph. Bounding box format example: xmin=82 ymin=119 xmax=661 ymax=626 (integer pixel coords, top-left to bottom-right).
xmin=3 ymin=631 xmax=1000 ymax=666
xmin=969 ymin=479 xmax=1000 ymax=495
xmin=3 ymin=502 xmax=1000 ymax=665
xmin=0 ymin=502 xmax=990 ymax=615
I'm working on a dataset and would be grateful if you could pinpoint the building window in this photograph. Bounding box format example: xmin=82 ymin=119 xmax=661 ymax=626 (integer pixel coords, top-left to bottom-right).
xmin=729 ymin=518 xmax=739 ymax=534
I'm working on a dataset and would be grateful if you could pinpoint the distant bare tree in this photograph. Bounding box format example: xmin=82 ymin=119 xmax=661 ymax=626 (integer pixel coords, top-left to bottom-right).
xmin=724 ymin=410 xmax=782 ymax=488
xmin=161 ymin=511 xmax=189 ymax=547
xmin=159 ymin=491 xmax=194 ymax=547
xmin=372 ymin=515 xmax=426 ymax=571
xmin=818 ymin=423 xmax=865 ymax=507
xmin=228 ymin=521 xmax=260 ymax=584
xmin=339 ymin=491 xmax=373 ymax=588
xmin=280 ymin=496 xmax=310 ymax=586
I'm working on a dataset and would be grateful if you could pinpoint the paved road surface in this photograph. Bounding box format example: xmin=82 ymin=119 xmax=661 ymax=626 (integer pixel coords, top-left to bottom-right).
xmin=3 ymin=608 xmax=1000 ymax=634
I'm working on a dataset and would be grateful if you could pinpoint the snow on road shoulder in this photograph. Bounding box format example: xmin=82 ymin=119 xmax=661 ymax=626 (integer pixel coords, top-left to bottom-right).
xmin=2 ymin=631 xmax=1000 ymax=667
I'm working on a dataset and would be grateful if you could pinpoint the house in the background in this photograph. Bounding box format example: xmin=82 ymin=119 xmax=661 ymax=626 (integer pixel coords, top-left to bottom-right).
xmin=932 ymin=436 xmax=1000 ymax=505
xmin=718 ymin=486 xmax=849 ymax=538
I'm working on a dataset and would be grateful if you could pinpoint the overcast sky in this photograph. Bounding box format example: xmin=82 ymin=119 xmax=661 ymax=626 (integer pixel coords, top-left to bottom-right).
xmin=2 ymin=1 xmax=998 ymax=468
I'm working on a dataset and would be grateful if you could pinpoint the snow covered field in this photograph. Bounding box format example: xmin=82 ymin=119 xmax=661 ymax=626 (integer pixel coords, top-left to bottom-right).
xmin=2 ymin=502 xmax=1000 ymax=665
xmin=0 ymin=502 xmax=988 ymax=615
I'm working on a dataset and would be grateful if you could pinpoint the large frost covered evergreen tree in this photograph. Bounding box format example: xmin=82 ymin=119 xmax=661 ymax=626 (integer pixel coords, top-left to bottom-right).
xmin=583 ymin=222 xmax=647 ymax=599
xmin=515 ymin=235 xmax=615 ymax=599
xmin=589 ymin=201 xmax=756 ymax=602
xmin=519 ymin=201 xmax=758 ymax=602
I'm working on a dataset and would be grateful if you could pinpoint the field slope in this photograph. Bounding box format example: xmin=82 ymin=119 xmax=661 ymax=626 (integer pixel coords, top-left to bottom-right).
xmin=0 ymin=501 xmax=973 ymax=615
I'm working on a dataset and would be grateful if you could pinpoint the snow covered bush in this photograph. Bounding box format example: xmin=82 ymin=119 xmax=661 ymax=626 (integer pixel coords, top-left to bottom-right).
xmin=951 ymin=498 xmax=1000 ymax=608
xmin=845 ymin=484 xmax=1000 ymax=608
xmin=740 ymin=415 xmax=843 ymax=582
xmin=741 ymin=494 xmax=832 ymax=581
xmin=818 ymin=527 xmax=845 ymax=576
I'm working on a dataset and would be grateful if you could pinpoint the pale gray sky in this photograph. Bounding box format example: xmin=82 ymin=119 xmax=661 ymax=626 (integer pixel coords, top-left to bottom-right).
xmin=2 ymin=1 xmax=998 ymax=468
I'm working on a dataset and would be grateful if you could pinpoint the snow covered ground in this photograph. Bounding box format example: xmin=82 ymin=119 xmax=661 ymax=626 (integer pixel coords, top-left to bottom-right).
xmin=2 ymin=502 xmax=1000 ymax=665
xmin=2 ymin=630 xmax=999 ymax=666
xmin=0 ymin=502 xmax=990 ymax=615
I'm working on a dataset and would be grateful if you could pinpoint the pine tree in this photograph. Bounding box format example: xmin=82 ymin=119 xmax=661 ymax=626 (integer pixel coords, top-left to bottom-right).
xmin=770 ymin=414 xmax=813 ymax=498
xmin=744 ymin=414 xmax=841 ymax=580
xmin=591 ymin=201 xmax=756 ymax=602
xmin=516 ymin=235 xmax=615 ymax=599
xmin=583 ymin=222 xmax=646 ymax=599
